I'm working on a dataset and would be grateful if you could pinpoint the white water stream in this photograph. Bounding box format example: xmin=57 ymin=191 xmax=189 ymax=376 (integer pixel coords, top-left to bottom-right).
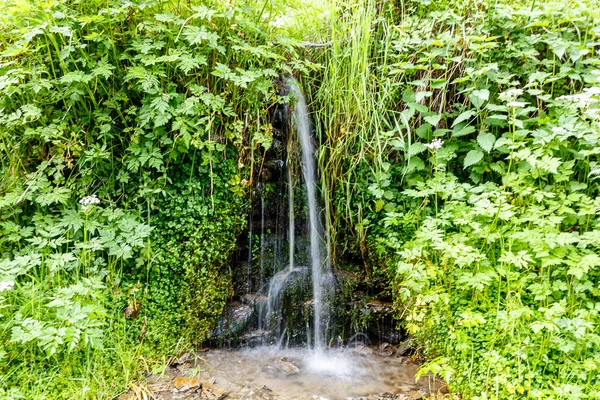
xmin=290 ymin=82 xmax=331 ymax=353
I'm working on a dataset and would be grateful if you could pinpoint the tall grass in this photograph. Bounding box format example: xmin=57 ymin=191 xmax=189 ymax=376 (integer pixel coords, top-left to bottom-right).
xmin=312 ymin=0 xmax=398 ymax=260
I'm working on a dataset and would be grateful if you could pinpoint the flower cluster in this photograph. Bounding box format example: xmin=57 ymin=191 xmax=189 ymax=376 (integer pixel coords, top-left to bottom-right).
xmin=269 ymin=15 xmax=289 ymax=28
xmin=506 ymin=101 xmax=528 ymax=108
xmin=558 ymin=87 xmax=600 ymax=108
xmin=79 ymin=195 xmax=101 ymax=210
xmin=499 ymin=88 xmax=524 ymax=101
xmin=424 ymin=138 xmax=444 ymax=150
xmin=0 ymin=280 xmax=15 ymax=292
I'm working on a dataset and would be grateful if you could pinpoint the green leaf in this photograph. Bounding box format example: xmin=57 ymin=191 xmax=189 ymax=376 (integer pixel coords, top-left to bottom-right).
xmin=453 ymin=125 xmax=476 ymax=137
xmin=408 ymin=142 xmax=427 ymax=156
xmin=60 ymin=71 xmax=93 ymax=84
xmin=548 ymin=37 xmax=569 ymax=59
xmin=183 ymin=25 xmax=219 ymax=48
xmin=464 ymin=149 xmax=484 ymax=169
xmin=415 ymin=91 xmax=432 ymax=102
xmin=424 ymin=114 xmax=442 ymax=127
xmin=469 ymin=89 xmax=490 ymax=109
xmin=477 ymin=132 xmax=496 ymax=153
xmin=452 ymin=110 xmax=477 ymax=127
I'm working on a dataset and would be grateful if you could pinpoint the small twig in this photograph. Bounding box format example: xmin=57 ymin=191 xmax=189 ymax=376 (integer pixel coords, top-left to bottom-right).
xmin=272 ymin=40 xmax=333 ymax=48
xmin=300 ymin=40 xmax=333 ymax=48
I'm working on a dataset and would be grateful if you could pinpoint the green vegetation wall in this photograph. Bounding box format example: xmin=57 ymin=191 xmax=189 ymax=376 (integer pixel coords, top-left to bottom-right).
xmin=0 ymin=0 xmax=319 ymax=397
xmin=314 ymin=0 xmax=600 ymax=399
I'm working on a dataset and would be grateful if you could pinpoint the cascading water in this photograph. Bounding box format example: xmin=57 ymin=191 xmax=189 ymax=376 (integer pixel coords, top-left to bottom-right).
xmin=206 ymin=77 xmax=423 ymax=397
xmin=286 ymin=159 xmax=295 ymax=271
xmin=289 ymin=82 xmax=332 ymax=352
xmin=211 ymin=78 xmax=412 ymax=386
xmin=257 ymin=79 xmax=334 ymax=351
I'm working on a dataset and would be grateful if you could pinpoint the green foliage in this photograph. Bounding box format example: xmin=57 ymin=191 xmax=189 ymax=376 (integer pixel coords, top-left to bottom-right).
xmin=0 ymin=0 xmax=319 ymax=397
xmin=0 ymin=194 xmax=151 ymax=397
xmin=315 ymin=0 xmax=600 ymax=398
xmin=137 ymin=166 xmax=246 ymax=351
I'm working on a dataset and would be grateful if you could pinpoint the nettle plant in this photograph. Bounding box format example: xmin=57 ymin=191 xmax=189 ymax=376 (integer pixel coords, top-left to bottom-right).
xmin=390 ymin=86 xmax=600 ymax=398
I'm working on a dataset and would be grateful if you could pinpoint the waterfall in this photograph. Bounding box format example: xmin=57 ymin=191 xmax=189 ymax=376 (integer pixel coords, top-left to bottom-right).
xmin=287 ymin=160 xmax=295 ymax=271
xmin=247 ymin=199 xmax=254 ymax=294
xmin=214 ymin=80 xmax=391 ymax=381
xmin=253 ymin=79 xmax=333 ymax=351
xmin=290 ymin=81 xmax=331 ymax=352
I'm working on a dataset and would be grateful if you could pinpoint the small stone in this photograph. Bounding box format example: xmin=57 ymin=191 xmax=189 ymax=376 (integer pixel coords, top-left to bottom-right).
xmin=172 ymin=376 xmax=201 ymax=391
xmin=273 ymin=358 xmax=300 ymax=376
xmin=395 ymin=338 xmax=414 ymax=357
xmin=351 ymin=344 xmax=374 ymax=356
xmin=378 ymin=343 xmax=394 ymax=356
xmin=169 ymin=351 xmax=192 ymax=367
xmin=203 ymin=381 xmax=229 ymax=400
xmin=407 ymin=390 xmax=423 ymax=399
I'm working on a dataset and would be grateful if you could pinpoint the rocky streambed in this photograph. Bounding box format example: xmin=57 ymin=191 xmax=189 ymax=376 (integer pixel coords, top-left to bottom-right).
xmin=121 ymin=343 xmax=451 ymax=400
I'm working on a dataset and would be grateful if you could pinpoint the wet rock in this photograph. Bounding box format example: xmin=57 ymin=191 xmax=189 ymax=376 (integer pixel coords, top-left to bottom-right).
xmin=358 ymin=300 xmax=404 ymax=345
xmin=234 ymin=385 xmax=275 ymax=400
xmin=378 ymin=343 xmax=394 ymax=356
xmin=212 ymin=303 xmax=254 ymax=340
xmin=365 ymin=299 xmax=394 ymax=313
xmin=243 ymin=294 xmax=268 ymax=305
xmin=407 ymin=390 xmax=424 ymax=399
xmin=240 ymin=329 xmax=268 ymax=347
xmin=169 ymin=351 xmax=192 ymax=367
xmin=351 ymin=344 xmax=374 ymax=356
xmin=395 ymin=337 xmax=415 ymax=356
xmin=272 ymin=358 xmax=300 ymax=376
xmin=202 ymin=381 xmax=229 ymax=400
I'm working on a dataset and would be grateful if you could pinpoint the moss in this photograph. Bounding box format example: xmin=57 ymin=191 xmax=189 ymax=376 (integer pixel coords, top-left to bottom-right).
xmin=133 ymin=166 xmax=247 ymax=352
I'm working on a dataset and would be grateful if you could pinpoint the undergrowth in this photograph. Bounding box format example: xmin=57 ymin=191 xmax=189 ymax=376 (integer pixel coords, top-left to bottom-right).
xmin=1 ymin=0 xmax=599 ymax=398
xmin=314 ymin=0 xmax=600 ymax=398
xmin=0 ymin=0 xmax=322 ymax=397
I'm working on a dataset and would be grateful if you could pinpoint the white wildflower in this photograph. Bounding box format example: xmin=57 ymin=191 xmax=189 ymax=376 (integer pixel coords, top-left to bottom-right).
xmin=506 ymin=101 xmax=528 ymax=108
xmin=558 ymin=87 xmax=600 ymax=108
xmin=587 ymin=87 xmax=600 ymax=96
xmin=424 ymin=138 xmax=444 ymax=150
xmin=79 ymin=195 xmax=101 ymax=210
xmin=585 ymin=108 xmax=600 ymax=121
xmin=499 ymin=88 xmax=524 ymax=101
xmin=0 ymin=280 xmax=15 ymax=292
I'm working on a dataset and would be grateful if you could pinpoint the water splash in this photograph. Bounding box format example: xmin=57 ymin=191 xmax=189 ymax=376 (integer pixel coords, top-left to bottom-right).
xmin=265 ymin=267 xmax=308 ymax=342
